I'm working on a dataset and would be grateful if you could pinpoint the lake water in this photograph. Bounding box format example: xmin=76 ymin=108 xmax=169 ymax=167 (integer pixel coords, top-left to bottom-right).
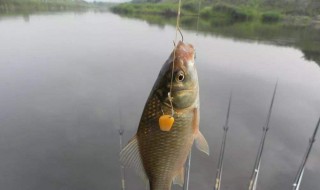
xmin=0 ymin=11 xmax=319 ymax=190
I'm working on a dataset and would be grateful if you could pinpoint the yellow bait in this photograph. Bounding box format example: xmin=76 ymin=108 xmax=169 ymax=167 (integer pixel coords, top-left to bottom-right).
xmin=159 ymin=115 xmax=174 ymax=132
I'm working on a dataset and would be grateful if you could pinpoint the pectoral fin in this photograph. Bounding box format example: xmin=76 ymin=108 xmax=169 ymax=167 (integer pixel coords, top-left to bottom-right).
xmin=120 ymin=135 xmax=148 ymax=182
xmin=173 ymin=167 xmax=185 ymax=187
xmin=195 ymin=131 xmax=210 ymax=155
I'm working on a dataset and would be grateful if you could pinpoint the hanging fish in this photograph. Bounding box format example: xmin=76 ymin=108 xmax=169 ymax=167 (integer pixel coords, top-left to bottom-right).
xmin=121 ymin=41 xmax=209 ymax=190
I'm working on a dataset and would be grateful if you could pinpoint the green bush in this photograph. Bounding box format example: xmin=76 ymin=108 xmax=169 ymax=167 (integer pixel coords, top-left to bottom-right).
xmin=182 ymin=1 xmax=197 ymax=13
xmin=232 ymin=8 xmax=253 ymax=21
xmin=261 ymin=11 xmax=282 ymax=22
xmin=212 ymin=3 xmax=253 ymax=21
xmin=212 ymin=3 xmax=238 ymax=13
xmin=162 ymin=8 xmax=176 ymax=16
xmin=112 ymin=4 xmax=135 ymax=14
xmin=200 ymin=6 xmax=211 ymax=19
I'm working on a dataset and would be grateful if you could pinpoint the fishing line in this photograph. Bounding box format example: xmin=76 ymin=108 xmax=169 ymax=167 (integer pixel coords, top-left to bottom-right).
xmin=196 ymin=1 xmax=201 ymax=36
xmin=159 ymin=0 xmax=183 ymax=132
xmin=168 ymin=0 xmax=183 ymax=117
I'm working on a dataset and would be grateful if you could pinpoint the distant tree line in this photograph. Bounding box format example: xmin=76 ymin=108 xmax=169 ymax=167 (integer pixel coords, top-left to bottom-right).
xmin=0 ymin=0 xmax=89 ymax=13
xmin=130 ymin=0 xmax=319 ymax=16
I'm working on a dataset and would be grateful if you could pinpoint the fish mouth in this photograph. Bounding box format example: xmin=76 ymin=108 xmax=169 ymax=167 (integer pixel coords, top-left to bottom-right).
xmin=171 ymin=89 xmax=195 ymax=93
xmin=174 ymin=41 xmax=195 ymax=61
xmin=171 ymin=85 xmax=198 ymax=93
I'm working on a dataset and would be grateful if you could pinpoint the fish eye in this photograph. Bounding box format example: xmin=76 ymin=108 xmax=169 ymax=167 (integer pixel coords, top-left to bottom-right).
xmin=175 ymin=71 xmax=185 ymax=82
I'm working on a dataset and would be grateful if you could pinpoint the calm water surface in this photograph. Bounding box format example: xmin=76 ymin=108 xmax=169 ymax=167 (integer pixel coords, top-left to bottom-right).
xmin=0 ymin=12 xmax=319 ymax=190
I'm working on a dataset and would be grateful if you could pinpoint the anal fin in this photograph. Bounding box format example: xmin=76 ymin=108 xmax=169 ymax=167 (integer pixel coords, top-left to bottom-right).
xmin=173 ymin=167 xmax=185 ymax=187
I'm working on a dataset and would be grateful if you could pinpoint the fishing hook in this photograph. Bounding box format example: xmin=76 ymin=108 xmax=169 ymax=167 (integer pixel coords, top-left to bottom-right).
xmin=178 ymin=27 xmax=184 ymax=42
xmin=160 ymin=106 xmax=165 ymax=115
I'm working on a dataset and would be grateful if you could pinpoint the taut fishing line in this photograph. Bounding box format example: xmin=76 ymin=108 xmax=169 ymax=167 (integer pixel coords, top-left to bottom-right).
xmin=169 ymin=0 xmax=183 ymax=116
xmin=159 ymin=0 xmax=183 ymax=132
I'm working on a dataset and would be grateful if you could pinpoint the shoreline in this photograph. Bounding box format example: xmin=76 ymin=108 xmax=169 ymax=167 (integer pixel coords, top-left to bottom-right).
xmin=0 ymin=1 xmax=115 ymax=15
xmin=111 ymin=2 xmax=320 ymax=28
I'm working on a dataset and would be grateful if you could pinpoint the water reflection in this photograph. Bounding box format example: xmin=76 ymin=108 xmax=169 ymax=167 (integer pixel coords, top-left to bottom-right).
xmin=0 ymin=11 xmax=319 ymax=190
xmin=22 ymin=14 xmax=30 ymax=22
xmin=118 ymin=13 xmax=320 ymax=67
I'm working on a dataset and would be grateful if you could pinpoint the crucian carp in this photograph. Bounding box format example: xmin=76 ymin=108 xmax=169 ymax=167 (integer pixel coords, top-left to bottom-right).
xmin=121 ymin=41 xmax=209 ymax=190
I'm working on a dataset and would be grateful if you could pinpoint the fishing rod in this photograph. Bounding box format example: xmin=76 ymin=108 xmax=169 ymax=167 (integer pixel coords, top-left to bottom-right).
xmin=292 ymin=117 xmax=320 ymax=190
xmin=118 ymin=109 xmax=126 ymax=190
xmin=119 ymin=128 xmax=125 ymax=190
xmin=248 ymin=82 xmax=278 ymax=190
xmin=183 ymin=151 xmax=192 ymax=190
xmin=214 ymin=93 xmax=232 ymax=190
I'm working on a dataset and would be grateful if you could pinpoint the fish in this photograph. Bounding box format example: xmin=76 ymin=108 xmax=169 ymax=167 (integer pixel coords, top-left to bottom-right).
xmin=120 ymin=41 xmax=209 ymax=190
